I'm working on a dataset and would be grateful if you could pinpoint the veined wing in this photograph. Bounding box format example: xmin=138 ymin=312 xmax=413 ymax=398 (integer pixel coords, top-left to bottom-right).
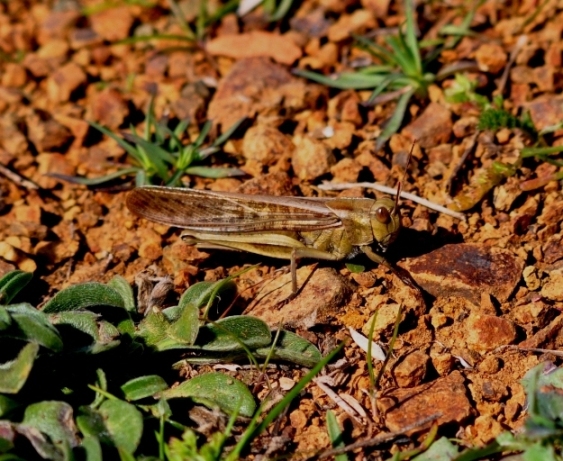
xmin=126 ymin=186 xmax=343 ymax=232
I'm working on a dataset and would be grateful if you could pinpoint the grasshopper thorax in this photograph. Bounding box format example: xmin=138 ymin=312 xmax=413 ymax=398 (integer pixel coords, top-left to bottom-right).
xmin=369 ymin=197 xmax=400 ymax=252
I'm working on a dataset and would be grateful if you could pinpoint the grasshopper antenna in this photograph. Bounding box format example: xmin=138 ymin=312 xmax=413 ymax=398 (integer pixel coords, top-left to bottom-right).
xmin=394 ymin=142 xmax=415 ymax=212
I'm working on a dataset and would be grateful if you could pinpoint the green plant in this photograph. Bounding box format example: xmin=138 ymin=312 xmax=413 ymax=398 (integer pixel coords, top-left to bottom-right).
xmin=0 ymin=269 xmax=324 ymax=459
xmin=53 ymin=97 xmax=245 ymax=187
xmin=237 ymin=0 xmax=298 ymax=21
xmin=118 ymin=0 xmax=238 ymax=46
xmin=294 ymin=0 xmax=476 ymax=150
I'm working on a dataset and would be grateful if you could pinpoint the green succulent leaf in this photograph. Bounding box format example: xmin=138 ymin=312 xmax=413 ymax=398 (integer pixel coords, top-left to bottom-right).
xmin=0 ymin=343 xmax=39 ymax=394
xmin=42 ymin=283 xmax=125 ymax=313
xmin=162 ymin=372 xmax=256 ymax=417
xmin=107 ymin=276 xmax=136 ymax=313
xmin=98 ymin=400 xmax=143 ymax=454
xmin=121 ymin=375 xmax=169 ymax=401
xmin=22 ymin=401 xmax=78 ymax=448
xmin=0 ymin=271 xmax=33 ymax=305
xmin=255 ymin=330 xmax=322 ymax=368
xmin=191 ymin=316 xmax=271 ymax=352
xmin=6 ymin=303 xmax=63 ymax=351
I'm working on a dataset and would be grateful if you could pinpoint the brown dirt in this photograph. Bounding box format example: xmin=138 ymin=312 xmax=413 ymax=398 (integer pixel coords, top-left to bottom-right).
xmin=1 ymin=0 xmax=563 ymax=458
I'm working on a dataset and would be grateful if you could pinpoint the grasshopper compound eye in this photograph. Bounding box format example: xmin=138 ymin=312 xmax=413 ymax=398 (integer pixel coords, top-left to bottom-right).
xmin=375 ymin=206 xmax=391 ymax=224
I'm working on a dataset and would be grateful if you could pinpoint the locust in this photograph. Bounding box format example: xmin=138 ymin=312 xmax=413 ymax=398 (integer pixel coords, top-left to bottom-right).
xmin=126 ymin=185 xmax=404 ymax=295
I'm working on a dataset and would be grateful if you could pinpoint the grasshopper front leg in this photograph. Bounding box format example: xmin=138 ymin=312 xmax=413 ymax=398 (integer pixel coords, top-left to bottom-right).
xmin=361 ymin=246 xmax=421 ymax=292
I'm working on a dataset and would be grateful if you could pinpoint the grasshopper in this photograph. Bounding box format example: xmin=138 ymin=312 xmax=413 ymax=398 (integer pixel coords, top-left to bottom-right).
xmin=126 ymin=185 xmax=403 ymax=295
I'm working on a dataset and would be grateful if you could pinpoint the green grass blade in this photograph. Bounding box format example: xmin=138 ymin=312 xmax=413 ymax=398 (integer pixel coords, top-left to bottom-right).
xmin=117 ymin=34 xmax=197 ymax=45
xmin=48 ymin=168 xmax=140 ymax=186
xmin=365 ymin=74 xmax=401 ymax=105
xmin=375 ymin=88 xmax=414 ymax=151
xmin=183 ymin=166 xmax=246 ymax=178
xmin=213 ymin=117 xmax=246 ymax=147
xmin=88 ymin=121 xmax=142 ymax=162
xmin=226 ymin=342 xmax=346 ymax=461
xmin=521 ymin=145 xmax=563 ymax=158
xmin=404 ymin=0 xmax=422 ymax=74
xmin=193 ymin=120 xmax=212 ymax=148
xmin=269 ymin=0 xmax=295 ymax=21
xmin=166 ymin=0 xmax=196 ymax=39
xmin=353 ymin=34 xmax=397 ymax=66
xmin=294 ymin=69 xmax=387 ymax=89
xmin=386 ymin=35 xmax=418 ymax=77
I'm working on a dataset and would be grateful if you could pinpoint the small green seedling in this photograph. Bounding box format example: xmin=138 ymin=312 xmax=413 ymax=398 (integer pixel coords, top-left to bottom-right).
xmin=52 ymin=96 xmax=245 ymax=187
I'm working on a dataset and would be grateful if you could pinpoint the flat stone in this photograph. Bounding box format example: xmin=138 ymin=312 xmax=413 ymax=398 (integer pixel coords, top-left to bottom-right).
xmin=400 ymin=243 xmax=524 ymax=305
xmin=464 ymin=313 xmax=517 ymax=352
xmin=242 ymin=125 xmax=295 ymax=166
xmin=292 ymin=135 xmax=335 ymax=180
xmin=379 ymin=371 xmax=471 ymax=432
xmin=402 ymin=102 xmax=452 ymax=148
xmin=246 ymin=266 xmax=351 ymax=329
xmin=207 ymin=30 xmax=302 ymax=65
xmin=208 ymin=57 xmax=325 ymax=129
xmin=393 ymin=351 xmax=430 ymax=387
xmin=524 ymin=95 xmax=563 ymax=131
xmin=541 ymin=270 xmax=563 ymax=302
xmin=90 ymin=88 xmax=129 ymax=129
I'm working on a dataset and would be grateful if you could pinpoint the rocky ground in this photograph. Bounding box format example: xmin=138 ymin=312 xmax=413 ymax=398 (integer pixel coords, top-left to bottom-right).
xmin=1 ymin=0 xmax=563 ymax=458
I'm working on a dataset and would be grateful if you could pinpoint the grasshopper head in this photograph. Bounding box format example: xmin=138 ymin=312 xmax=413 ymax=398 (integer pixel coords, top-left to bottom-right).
xmin=369 ymin=197 xmax=400 ymax=252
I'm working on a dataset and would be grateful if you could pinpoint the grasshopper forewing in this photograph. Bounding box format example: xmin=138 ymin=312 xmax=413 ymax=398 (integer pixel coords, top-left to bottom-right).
xmin=126 ymin=187 xmax=401 ymax=294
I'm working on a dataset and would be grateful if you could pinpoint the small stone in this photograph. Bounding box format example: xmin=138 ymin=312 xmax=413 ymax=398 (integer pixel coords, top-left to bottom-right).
xmin=206 ymin=31 xmax=302 ymax=65
xmin=90 ymin=6 xmax=134 ymax=41
xmin=330 ymin=158 xmax=362 ymax=183
xmin=17 ymin=257 xmax=37 ymax=273
xmin=394 ymin=351 xmax=430 ymax=387
xmin=452 ymin=116 xmax=478 ymax=138
xmin=0 ymin=242 xmax=18 ymax=262
xmin=543 ymin=233 xmax=563 ymax=265
xmin=237 ymin=171 xmax=294 ymax=196
xmin=14 ymin=205 xmax=41 ymax=224
xmin=400 ymin=244 xmax=524 ymax=305
xmin=1 ymin=63 xmax=27 ymax=88
xmin=327 ymin=10 xmax=376 ymax=42
xmin=208 ymin=57 xmax=293 ymax=129
xmin=523 ymin=266 xmax=541 ymax=291
xmin=541 ymin=270 xmax=563 ymax=301
xmin=46 ymin=62 xmax=87 ymax=103
xmin=361 ymin=303 xmax=401 ymax=336
xmin=402 ymin=102 xmax=452 ymax=148
xmin=90 ymin=88 xmax=129 ymax=129
xmin=464 ymin=313 xmax=517 ymax=352
xmin=246 ymin=266 xmax=351 ymax=329
xmin=27 ymin=115 xmax=73 ymax=152
xmin=242 ymin=125 xmax=294 ymax=166
xmin=292 ymin=135 xmax=336 ymax=181
xmin=378 ymin=371 xmax=471 ymax=432
xmin=524 ymin=95 xmax=563 ymax=132
xmin=431 ymin=352 xmax=455 ymax=376
xmin=475 ymin=43 xmax=507 ymax=74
